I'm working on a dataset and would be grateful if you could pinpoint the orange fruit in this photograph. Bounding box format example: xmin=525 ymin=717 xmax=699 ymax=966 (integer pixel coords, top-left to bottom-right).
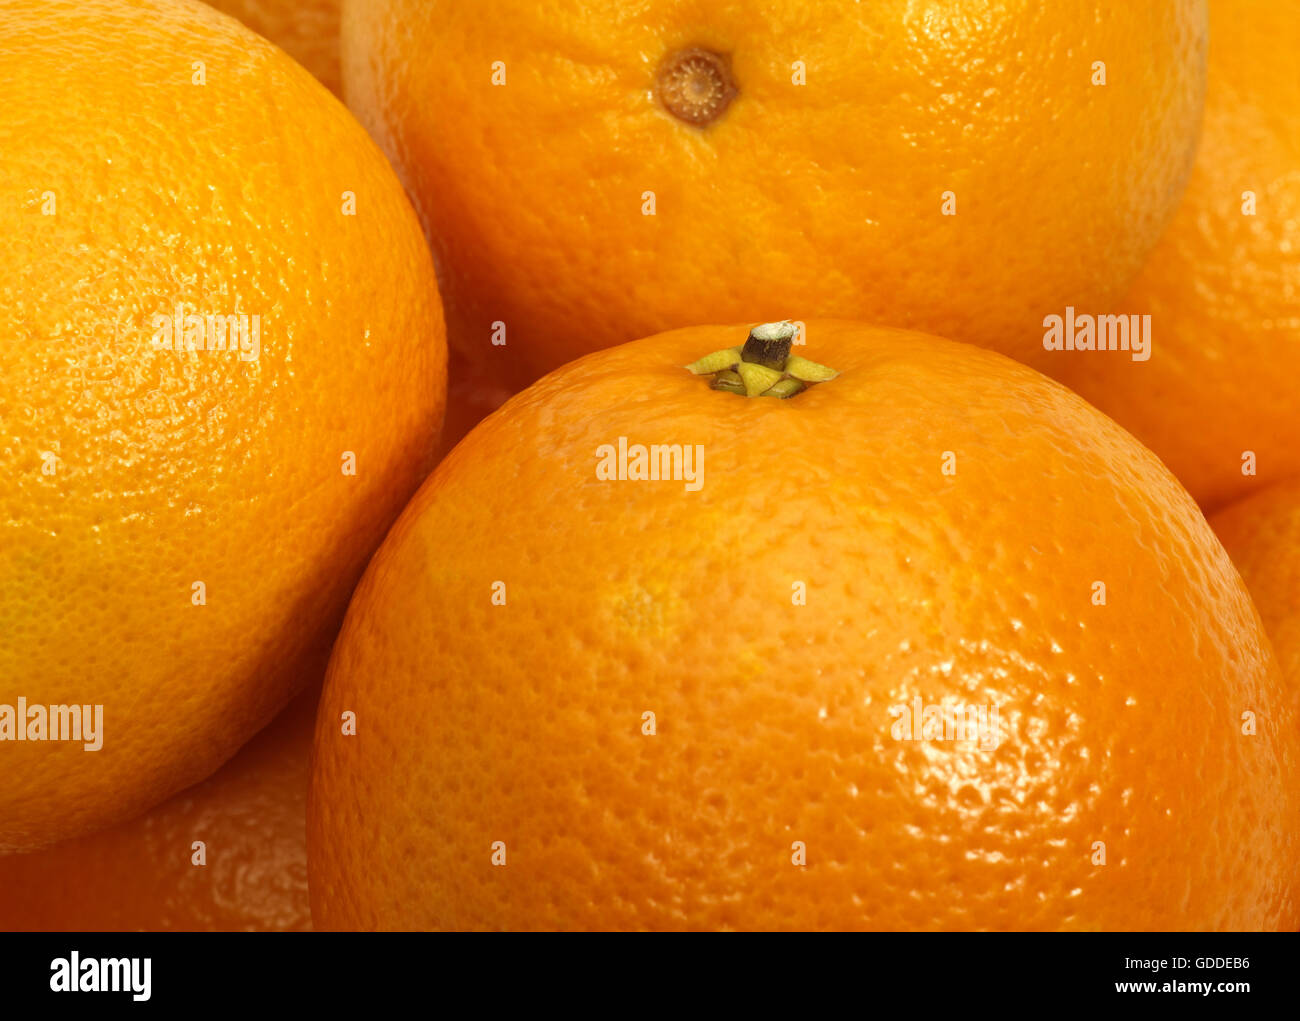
xmin=1211 ymin=480 xmax=1300 ymax=690
xmin=1053 ymin=0 xmax=1300 ymax=511
xmin=207 ymin=0 xmax=342 ymax=96
xmin=0 ymin=686 xmax=316 ymax=932
xmin=341 ymin=0 xmax=1208 ymax=390
xmin=0 ymin=0 xmax=445 ymax=852
xmin=308 ymin=320 xmax=1295 ymax=931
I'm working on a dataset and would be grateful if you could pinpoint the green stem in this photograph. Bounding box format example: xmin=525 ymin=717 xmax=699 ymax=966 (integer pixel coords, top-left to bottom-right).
xmin=683 ymin=321 xmax=838 ymax=399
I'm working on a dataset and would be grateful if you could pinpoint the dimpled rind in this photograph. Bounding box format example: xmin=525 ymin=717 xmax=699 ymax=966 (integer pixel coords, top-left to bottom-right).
xmin=208 ymin=0 xmax=342 ymax=95
xmin=0 ymin=0 xmax=446 ymax=851
xmin=1052 ymin=0 xmax=1300 ymax=511
xmin=309 ymin=321 xmax=1297 ymax=932
xmin=0 ymin=688 xmax=316 ymax=931
xmin=342 ymin=0 xmax=1207 ymax=389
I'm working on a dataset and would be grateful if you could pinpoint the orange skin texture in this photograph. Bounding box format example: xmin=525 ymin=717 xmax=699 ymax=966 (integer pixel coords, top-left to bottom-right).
xmin=309 ymin=321 xmax=1296 ymax=931
xmin=0 ymin=686 xmax=316 ymax=932
xmin=1054 ymin=0 xmax=1300 ymax=512
xmin=0 ymin=0 xmax=445 ymax=852
xmin=206 ymin=0 xmax=342 ymax=96
xmin=1212 ymin=480 xmax=1300 ymax=693
xmin=341 ymin=0 xmax=1207 ymax=390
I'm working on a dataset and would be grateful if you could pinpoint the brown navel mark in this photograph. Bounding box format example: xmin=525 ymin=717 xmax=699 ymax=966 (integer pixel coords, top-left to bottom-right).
xmin=655 ymin=47 xmax=738 ymax=126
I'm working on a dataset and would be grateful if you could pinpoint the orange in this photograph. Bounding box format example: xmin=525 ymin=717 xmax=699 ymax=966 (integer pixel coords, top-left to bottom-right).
xmin=1211 ymin=480 xmax=1300 ymax=690
xmin=308 ymin=320 xmax=1296 ymax=931
xmin=341 ymin=0 xmax=1207 ymax=390
xmin=0 ymin=0 xmax=445 ymax=852
xmin=207 ymin=0 xmax=342 ymax=96
xmin=0 ymin=685 xmax=316 ymax=932
xmin=1054 ymin=0 xmax=1300 ymax=511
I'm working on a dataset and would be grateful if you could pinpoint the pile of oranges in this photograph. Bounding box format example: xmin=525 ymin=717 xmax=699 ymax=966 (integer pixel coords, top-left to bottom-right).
xmin=1 ymin=0 xmax=1296 ymax=932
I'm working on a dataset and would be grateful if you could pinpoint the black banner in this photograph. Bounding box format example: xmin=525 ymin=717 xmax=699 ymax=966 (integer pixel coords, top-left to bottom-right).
xmin=0 ymin=932 xmax=1288 ymax=1009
